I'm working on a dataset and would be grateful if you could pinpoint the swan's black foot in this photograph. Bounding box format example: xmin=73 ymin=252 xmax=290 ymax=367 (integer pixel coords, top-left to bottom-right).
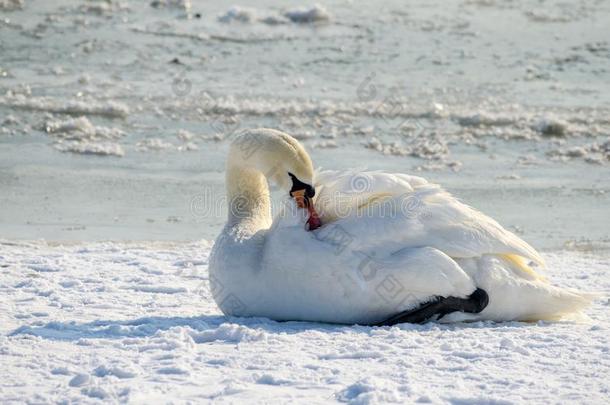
xmin=374 ymin=288 xmax=489 ymax=326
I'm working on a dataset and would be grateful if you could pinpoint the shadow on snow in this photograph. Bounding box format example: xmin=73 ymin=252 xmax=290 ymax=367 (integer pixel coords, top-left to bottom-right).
xmin=8 ymin=314 xmax=535 ymax=342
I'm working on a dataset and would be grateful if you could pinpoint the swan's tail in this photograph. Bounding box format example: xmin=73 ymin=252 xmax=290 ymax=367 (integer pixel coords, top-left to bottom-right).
xmin=458 ymin=255 xmax=597 ymax=322
xmin=512 ymin=284 xmax=596 ymax=322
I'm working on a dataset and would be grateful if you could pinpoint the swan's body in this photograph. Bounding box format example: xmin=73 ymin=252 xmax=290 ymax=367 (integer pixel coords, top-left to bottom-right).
xmin=209 ymin=129 xmax=592 ymax=324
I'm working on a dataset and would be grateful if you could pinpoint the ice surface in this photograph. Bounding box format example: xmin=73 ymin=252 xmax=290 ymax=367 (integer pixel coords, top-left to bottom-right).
xmin=55 ymin=141 xmax=125 ymax=157
xmin=0 ymin=95 xmax=130 ymax=118
xmin=284 ymin=5 xmax=331 ymax=24
xmin=0 ymin=241 xmax=608 ymax=403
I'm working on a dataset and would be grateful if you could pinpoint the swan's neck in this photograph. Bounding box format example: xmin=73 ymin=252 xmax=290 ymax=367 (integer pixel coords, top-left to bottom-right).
xmin=226 ymin=165 xmax=272 ymax=234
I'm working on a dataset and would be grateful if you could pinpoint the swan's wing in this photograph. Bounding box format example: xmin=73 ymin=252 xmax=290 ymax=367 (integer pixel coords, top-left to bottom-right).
xmin=268 ymin=227 xmax=477 ymax=300
xmin=262 ymin=224 xmax=477 ymax=324
xmin=315 ymin=169 xmax=428 ymax=197
xmin=406 ymin=186 xmax=545 ymax=265
xmin=313 ymin=170 xmax=544 ymax=266
xmin=313 ymin=169 xmax=428 ymax=223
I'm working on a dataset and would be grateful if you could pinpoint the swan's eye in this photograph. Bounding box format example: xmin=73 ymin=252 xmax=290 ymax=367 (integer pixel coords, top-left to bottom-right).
xmin=288 ymin=172 xmax=314 ymax=198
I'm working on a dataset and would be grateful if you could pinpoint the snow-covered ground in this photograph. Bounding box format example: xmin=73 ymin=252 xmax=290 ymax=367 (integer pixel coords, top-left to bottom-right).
xmin=1 ymin=240 xmax=608 ymax=404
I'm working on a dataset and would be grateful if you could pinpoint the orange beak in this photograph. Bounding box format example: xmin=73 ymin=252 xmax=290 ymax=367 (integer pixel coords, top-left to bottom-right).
xmin=292 ymin=189 xmax=322 ymax=231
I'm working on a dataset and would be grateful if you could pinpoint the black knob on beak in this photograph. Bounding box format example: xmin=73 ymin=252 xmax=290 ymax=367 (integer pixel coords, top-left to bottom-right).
xmin=288 ymin=172 xmax=315 ymax=198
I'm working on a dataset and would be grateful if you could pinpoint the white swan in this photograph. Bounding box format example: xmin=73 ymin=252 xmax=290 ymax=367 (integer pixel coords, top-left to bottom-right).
xmin=209 ymin=128 xmax=592 ymax=325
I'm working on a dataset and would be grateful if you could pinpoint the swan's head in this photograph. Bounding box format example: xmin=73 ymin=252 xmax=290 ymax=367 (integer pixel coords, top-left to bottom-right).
xmin=228 ymin=128 xmax=321 ymax=230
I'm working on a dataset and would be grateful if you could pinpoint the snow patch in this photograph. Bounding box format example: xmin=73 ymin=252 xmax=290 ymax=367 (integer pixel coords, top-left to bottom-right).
xmin=336 ymin=377 xmax=403 ymax=404
xmin=131 ymin=285 xmax=187 ymax=294
xmin=93 ymin=365 xmax=136 ymax=379
xmin=0 ymin=0 xmax=23 ymax=11
xmin=54 ymin=141 xmax=125 ymax=157
xmin=218 ymin=6 xmax=257 ymax=23
xmin=218 ymin=4 xmax=331 ymax=25
xmin=533 ymin=117 xmax=569 ymax=137
xmin=44 ymin=116 xmax=124 ymax=140
xmin=284 ymin=5 xmax=331 ymax=23
xmin=0 ymin=95 xmax=130 ymax=118
xmin=156 ymin=366 xmax=189 ymax=375
xmin=150 ymin=0 xmax=191 ymax=11
xmin=189 ymin=324 xmax=267 ymax=343
xmin=136 ymin=137 xmax=199 ymax=152
xmin=256 ymin=373 xmax=293 ymax=385
xmin=69 ymin=373 xmax=90 ymax=387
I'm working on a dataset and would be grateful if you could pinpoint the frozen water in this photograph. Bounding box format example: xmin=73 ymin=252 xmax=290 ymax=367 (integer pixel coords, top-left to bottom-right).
xmin=0 ymin=0 xmax=608 ymax=247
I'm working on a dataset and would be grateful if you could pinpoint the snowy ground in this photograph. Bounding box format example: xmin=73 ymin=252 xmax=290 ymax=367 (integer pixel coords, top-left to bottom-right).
xmin=1 ymin=240 xmax=608 ymax=404
xmin=2 ymin=0 xmax=610 ymax=246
